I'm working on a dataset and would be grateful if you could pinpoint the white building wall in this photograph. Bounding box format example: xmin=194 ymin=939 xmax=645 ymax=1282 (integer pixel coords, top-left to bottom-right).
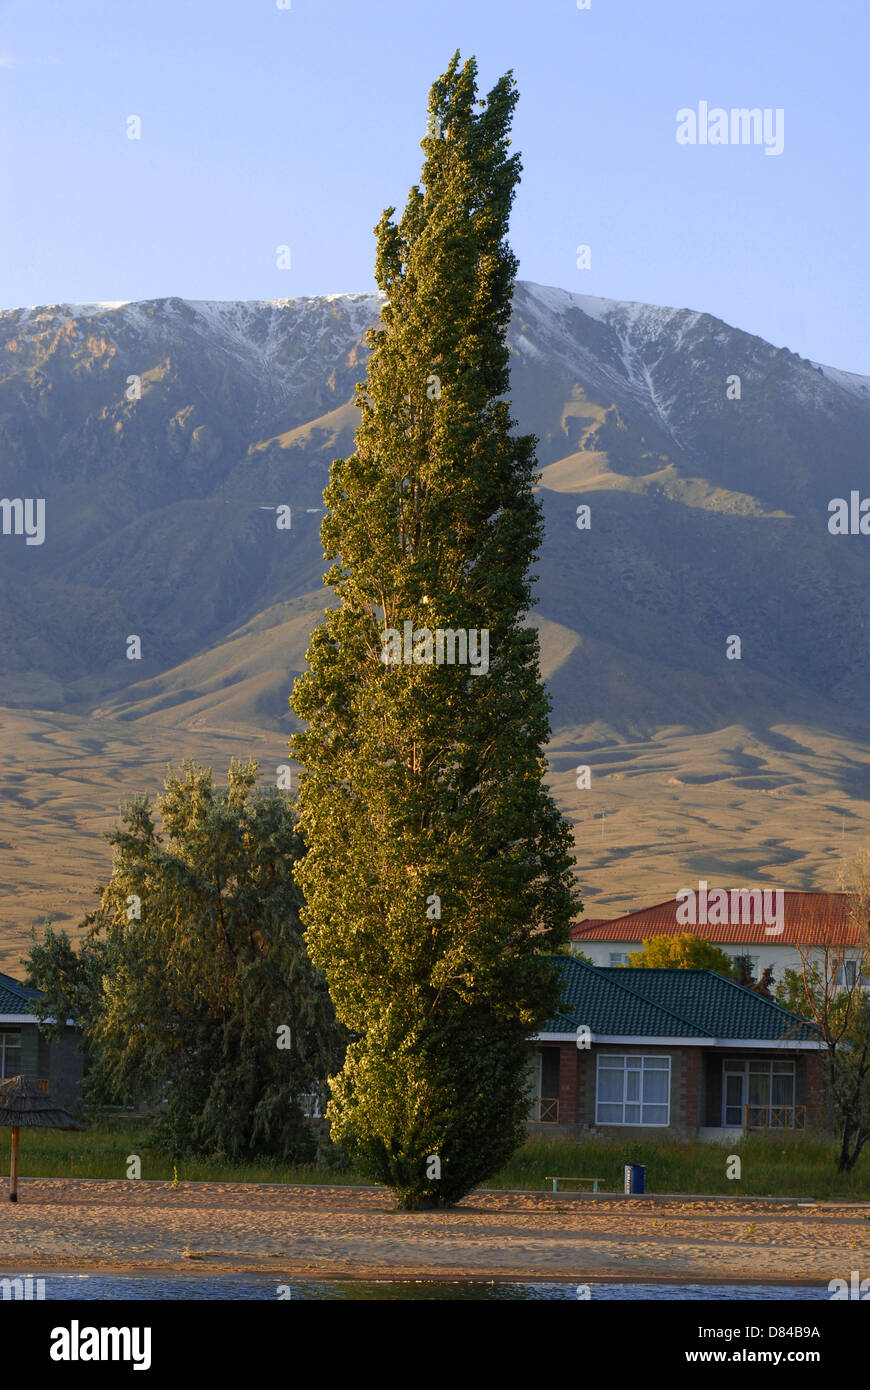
xmin=570 ymin=940 xmax=863 ymax=985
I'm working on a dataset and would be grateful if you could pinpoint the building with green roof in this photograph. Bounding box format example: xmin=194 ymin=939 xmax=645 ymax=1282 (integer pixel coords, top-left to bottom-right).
xmin=0 ymin=971 xmax=82 ymax=1114
xmin=530 ymin=956 xmax=826 ymax=1138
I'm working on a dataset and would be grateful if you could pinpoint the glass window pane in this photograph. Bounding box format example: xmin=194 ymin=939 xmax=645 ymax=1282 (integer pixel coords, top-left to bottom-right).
xmin=772 ymin=1073 xmax=794 ymax=1106
xmin=596 ymin=1103 xmax=622 ymax=1123
xmin=597 ymin=1070 xmax=624 ymax=1104
xmin=749 ymin=1073 xmax=770 ymax=1106
xmin=725 ymin=1106 xmax=743 ymax=1125
xmin=0 ymin=1034 xmax=21 ymax=1079
xmin=625 ymin=1056 xmax=642 ymax=1067
xmin=626 ymin=1071 xmax=640 ymax=1101
xmin=624 ymin=1103 xmax=641 ymax=1123
xmin=642 ymin=1105 xmax=668 ymax=1125
xmin=642 ymin=1070 xmax=669 ymax=1104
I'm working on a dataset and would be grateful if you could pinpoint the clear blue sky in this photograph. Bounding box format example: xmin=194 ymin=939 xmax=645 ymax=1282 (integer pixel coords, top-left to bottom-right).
xmin=1 ymin=0 xmax=867 ymax=371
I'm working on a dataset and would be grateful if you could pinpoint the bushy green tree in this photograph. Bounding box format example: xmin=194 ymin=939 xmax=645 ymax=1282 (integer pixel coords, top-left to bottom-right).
xmin=289 ymin=53 xmax=579 ymax=1209
xmin=776 ymin=950 xmax=870 ymax=1171
xmin=626 ymin=933 xmax=736 ymax=976
xmin=26 ymin=761 xmax=345 ymax=1161
xmin=774 ymin=966 xmax=822 ymax=1020
xmin=730 ymin=954 xmax=775 ymax=996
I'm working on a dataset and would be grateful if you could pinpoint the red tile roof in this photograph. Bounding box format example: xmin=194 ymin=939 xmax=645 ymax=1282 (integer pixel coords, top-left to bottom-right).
xmin=569 ymin=919 xmax=612 ymax=936
xmin=570 ymin=892 xmax=866 ymax=947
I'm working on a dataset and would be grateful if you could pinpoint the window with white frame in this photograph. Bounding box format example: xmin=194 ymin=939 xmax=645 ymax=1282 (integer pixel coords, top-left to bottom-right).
xmin=0 ymin=1030 xmax=22 ymax=1078
xmin=722 ymin=1058 xmax=795 ymax=1126
xmin=839 ymin=960 xmax=858 ymax=989
xmin=609 ymin=952 xmax=631 ymax=965
xmin=595 ymin=1054 xmax=670 ymax=1125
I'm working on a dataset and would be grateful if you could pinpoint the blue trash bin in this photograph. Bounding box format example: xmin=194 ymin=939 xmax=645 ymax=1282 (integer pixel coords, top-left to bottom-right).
xmin=624 ymin=1163 xmax=646 ymax=1194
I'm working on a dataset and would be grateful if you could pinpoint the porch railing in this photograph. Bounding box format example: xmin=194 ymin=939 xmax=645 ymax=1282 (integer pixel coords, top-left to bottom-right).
xmin=743 ymin=1104 xmax=806 ymax=1130
xmin=529 ymin=1097 xmax=560 ymax=1123
xmin=35 ymin=1078 xmax=51 ymax=1093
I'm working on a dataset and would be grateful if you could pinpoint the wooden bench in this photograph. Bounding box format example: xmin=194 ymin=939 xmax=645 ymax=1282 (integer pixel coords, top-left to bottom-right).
xmin=545 ymin=1175 xmax=604 ymax=1193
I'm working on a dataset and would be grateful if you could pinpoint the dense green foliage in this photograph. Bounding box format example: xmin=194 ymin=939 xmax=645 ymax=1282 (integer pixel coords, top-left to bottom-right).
xmin=626 ymin=934 xmax=738 ymax=976
xmin=775 ymin=966 xmax=824 ymax=1020
xmin=26 ymin=761 xmax=344 ymax=1161
xmin=289 ymin=53 xmax=579 ymax=1209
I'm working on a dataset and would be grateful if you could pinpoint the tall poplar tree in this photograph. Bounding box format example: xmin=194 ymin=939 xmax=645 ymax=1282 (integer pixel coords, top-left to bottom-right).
xmin=290 ymin=52 xmax=579 ymax=1209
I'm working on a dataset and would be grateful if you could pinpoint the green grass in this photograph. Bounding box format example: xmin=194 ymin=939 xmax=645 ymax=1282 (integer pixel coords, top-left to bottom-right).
xmin=3 ymin=1119 xmax=361 ymax=1185
xmin=488 ymin=1134 xmax=870 ymax=1200
xmin=5 ymin=1118 xmax=869 ymax=1199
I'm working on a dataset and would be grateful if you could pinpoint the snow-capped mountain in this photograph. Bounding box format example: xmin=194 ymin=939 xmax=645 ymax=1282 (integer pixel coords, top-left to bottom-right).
xmin=0 ymin=282 xmax=868 ymax=732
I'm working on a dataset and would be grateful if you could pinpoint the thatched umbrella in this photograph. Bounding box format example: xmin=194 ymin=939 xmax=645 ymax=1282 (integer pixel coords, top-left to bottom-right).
xmin=0 ymin=1076 xmax=83 ymax=1202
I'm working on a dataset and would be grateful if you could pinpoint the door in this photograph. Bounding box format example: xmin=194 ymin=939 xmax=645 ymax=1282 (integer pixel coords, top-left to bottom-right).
xmin=723 ymin=1066 xmax=746 ymax=1126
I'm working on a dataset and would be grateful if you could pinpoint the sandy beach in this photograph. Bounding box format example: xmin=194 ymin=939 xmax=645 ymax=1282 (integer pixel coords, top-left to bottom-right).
xmin=0 ymin=1180 xmax=867 ymax=1283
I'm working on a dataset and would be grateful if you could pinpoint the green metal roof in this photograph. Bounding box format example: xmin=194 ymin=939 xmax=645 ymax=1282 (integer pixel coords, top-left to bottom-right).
xmin=599 ymin=967 xmax=820 ymax=1040
xmin=0 ymin=971 xmax=41 ymax=1017
xmin=541 ymin=957 xmax=820 ymax=1042
xmin=542 ymin=957 xmax=704 ymax=1036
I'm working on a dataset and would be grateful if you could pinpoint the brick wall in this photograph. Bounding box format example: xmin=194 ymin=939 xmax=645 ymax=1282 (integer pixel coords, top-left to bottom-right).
xmin=541 ymin=1043 xmax=830 ymax=1138
xmin=679 ymin=1048 xmax=700 ymax=1130
xmin=558 ymin=1043 xmax=579 ymax=1125
xmin=803 ymin=1049 xmax=829 ymax=1132
xmin=48 ymin=1028 xmax=84 ymax=1116
xmin=18 ymin=1025 xmax=39 ymax=1079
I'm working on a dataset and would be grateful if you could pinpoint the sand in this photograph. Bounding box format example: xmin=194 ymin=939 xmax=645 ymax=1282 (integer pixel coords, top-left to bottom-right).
xmin=0 ymin=1180 xmax=867 ymax=1283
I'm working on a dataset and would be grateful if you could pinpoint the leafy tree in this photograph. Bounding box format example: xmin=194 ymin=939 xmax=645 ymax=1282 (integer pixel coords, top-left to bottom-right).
xmin=771 ymin=854 xmax=870 ymax=1172
xmin=827 ymin=990 xmax=870 ymax=1172
xmin=731 ymin=954 xmax=776 ymax=997
xmin=775 ymin=945 xmax=870 ymax=1171
xmin=626 ymin=934 xmax=736 ymax=976
xmin=26 ymin=761 xmax=345 ymax=1161
xmin=25 ymin=921 xmax=108 ymax=1044
xmin=774 ymin=966 xmax=822 ymax=1020
xmin=289 ymin=53 xmax=579 ymax=1210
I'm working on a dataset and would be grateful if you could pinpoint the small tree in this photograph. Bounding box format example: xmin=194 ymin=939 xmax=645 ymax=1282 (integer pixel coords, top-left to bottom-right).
xmin=627 ymin=933 xmax=736 ymax=976
xmin=731 ymin=954 xmax=776 ymax=997
xmin=775 ymin=965 xmax=824 ymax=1020
xmin=772 ymin=852 xmax=870 ymax=1173
xmin=26 ymin=761 xmax=345 ymax=1161
xmin=776 ymin=941 xmax=870 ymax=1172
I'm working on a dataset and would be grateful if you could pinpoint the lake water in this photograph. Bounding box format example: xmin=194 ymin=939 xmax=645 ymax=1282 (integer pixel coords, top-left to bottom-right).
xmin=0 ymin=1274 xmax=831 ymax=1301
